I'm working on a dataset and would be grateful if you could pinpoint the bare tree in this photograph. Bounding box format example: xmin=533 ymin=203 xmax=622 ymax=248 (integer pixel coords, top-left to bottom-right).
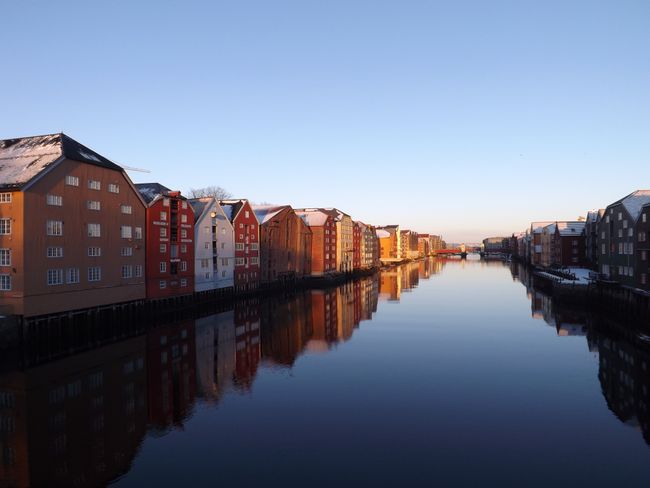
xmin=187 ymin=186 xmax=232 ymax=200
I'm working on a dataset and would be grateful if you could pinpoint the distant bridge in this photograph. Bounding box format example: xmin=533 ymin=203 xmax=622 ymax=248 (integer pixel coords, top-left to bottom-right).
xmin=431 ymin=249 xmax=468 ymax=257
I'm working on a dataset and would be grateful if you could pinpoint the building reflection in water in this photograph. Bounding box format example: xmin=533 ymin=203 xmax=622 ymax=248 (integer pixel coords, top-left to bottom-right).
xmin=3 ymin=258 xmax=650 ymax=487
xmin=510 ymin=260 xmax=650 ymax=443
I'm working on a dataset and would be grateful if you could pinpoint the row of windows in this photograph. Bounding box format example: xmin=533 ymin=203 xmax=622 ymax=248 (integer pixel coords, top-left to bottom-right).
xmin=159 ymin=261 xmax=188 ymax=272
xmin=65 ymin=175 xmax=119 ymax=194
xmin=46 ymin=266 xmax=143 ymax=285
xmin=159 ymin=279 xmax=188 ymax=289
xmin=234 ymin=257 xmax=260 ymax=266
xmin=159 ymin=211 xmax=188 ymax=223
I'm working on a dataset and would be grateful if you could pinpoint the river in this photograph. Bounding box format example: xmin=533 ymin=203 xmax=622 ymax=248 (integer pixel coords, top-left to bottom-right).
xmin=1 ymin=256 xmax=650 ymax=487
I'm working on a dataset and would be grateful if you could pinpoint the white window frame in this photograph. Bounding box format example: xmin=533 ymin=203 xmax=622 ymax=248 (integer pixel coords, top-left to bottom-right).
xmin=0 ymin=274 xmax=11 ymax=291
xmin=46 ymin=220 xmax=62 ymax=236
xmin=88 ymin=267 xmax=102 ymax=282
xmin=46 ymin=194 xmax=63 ymax=206
xmin=67 ymin=267 xmax=80 ymax=284
xmin=47 ymin=269 xmax=64 ymax=286
xmin=108 ymin=183 xmax=120 ymax=194
xmin=0 ymin=249 xmax=10 ymax=266
xmin=120 ymin=204 xmax=132 ymax=214
xmin=88 ymin=223 xmax=101 ymax=237
xmin=88 ymin=179 xmax=101 ymax=190
xmin=87 ymin=247 xmax=101 ymax=257
xmin=0 ymin=193 xmax=12 ymax=203
xmin=87 ymin=200 xmax=101 ymax=211
xmin=65 ymin=175 xmax=79 ymax=186
xmin=47 ymin=246 xmax=63 ymax=258
xmin=120 ymin=225 xmax=133 ymax=239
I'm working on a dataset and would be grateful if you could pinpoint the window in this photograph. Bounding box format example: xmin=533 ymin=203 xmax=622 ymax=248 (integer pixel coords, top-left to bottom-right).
xmin=251 ymin=257 xmax=259 ymax=265
xmin=0 ymin=193 xmax=11 ymax=204
xmin=251 ymin=243 xmax=259 ymax=250
xmin=629 ymin=228 xmax=634 ymax=237
xmin=159 ymin=280 xmax=167 ymax=289
xmin=120 ymin=226 xmax=132 ymax=239
xmin=88 ymin=267 xmax=101 ymax=281
xmin=201 ymin=259 xmax=209 ymax=268
xmin=235 ymin=243 xmax=244 ymax=251
xmin=181 ymin=261 xmax=187 ymax=271
xmin=47 ymin=194 xmax=63 ymax=206
xmin=121 ymin=204 xmax=132 ymax=214
xmin=204 ymin=242 xmax=209 ymax=249
xmin=235 ymin=257 xmax=244 ymax=265
xmin=0 ymin=219 xmax=9 ymax=235
xmin=222 ymin=228 xmax=226 ymax=235
xmin=65 ymin=175 xmax=79 ymax=186
xmin=160 ymin=262 xmax=167 ymax=272
xmin=182 ymin=201 xmax=187 ymax=209
xmin=245 ymin=211 xmax=249 ymax=218
xmin=618 ymin=212 xmax=622 ymax=221
xmin=639 ymin=232 xmax=647 ymax=243
xmin=644 ymin=213 xmax=647 ymax=223
xmin=642 ymin=273 xmax=648 ymax=285
xmin=108 ymin=183 xmax=119 ymax=193
xmin=47 ymin=246 xmax=63 ymax=258
xmin=88 ymin=179 xmax=101 ymax=190
xmin=601 ymin=231 xmax=605 ymax=239
xmin=88 ymin=223 xmax=101 ymax=237
xmin=221 ymin=258 xmax=228 ymax=266
xmin=160 ymin=227 xmax=167 ymax=238
xmin=222 ymin=271 xmax=226 ymax=277
xmin=121 ymin=246 xmax=133 ymax=256
xmin=163 ymin=198 xmax=170 ymax=207
xmin=67 ymin=267 xmax=80 ymax=283
xmin=182 ymin=214 xmax=187 ymax=223
xmin=239 ymin=234 xmax=243 ymax=240
xmin=180 ymin=279 xmax=187 ymax=287
xmin=0 ymin=249 xmax=10 ymax=266
xmin=623 ymin=220 xmax=628 ymax=229
xmin=160 ymin=211 xmax=167 ymax=221
xmin=181 ymin=244 xmax=187 ymax=253
xmin=88 ymin=247 xmax=101 ymax=257
xmin=46 ymin=220 xmax=62 ymax=236
xmin=135 ymin=265 xmax=143 ymax=277
xmin=134 ymin=227 xmax=143 ymax=239
xmin=87 ymin=200 xmax=101 ymax=211
xmin=181 ymin=229 xmax=187 ymax=238
xmin=642 ymin=251 xmax=648 ymax=261
xmin=618 ymin=229 xmax=623 ymax=238
xmin=0 ymin=275 xmax=10 ymax=291
xmin=160 ymin=244 xmax=167 ymax=253
xmin=47 ymin=269 xmax=63 ymax=285
xmin=121 ymin=265 xmax=133 ymax=278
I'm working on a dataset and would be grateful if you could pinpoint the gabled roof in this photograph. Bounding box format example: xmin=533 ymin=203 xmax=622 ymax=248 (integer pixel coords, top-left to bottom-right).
xmin=530 ymin=221 xmax=555 ymax=234
xmin=556 ymin=221 xmax=585 ymax=236
xmin=321 ymin=207 xmax=350 ymax=221
xmin=135 ymin=182 xmax=172 ymax=204
xmin=376 ymin=229 xmax=391 ymax=239
xmin=586 ymin=209 xmax=605 ymax=222
xmin=295 ymin=209 xmax=331 ymax=227
xmin=0 ymin=133 xmax=123 ymax=189
xmin=543 ymin=223 xmax=557 ymax=234
xmin=188 ymin=197 xmax=212 ymax=223
xmin=608 ymin=190 xmax=650 ymax=222
xmin=252 ymin=205 xmax=290 ymax=225
xmin=219 ymin=199 xmax=255 ymax=224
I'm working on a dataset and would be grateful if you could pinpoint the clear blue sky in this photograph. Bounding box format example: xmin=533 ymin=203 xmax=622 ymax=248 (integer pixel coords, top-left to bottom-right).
xmin=3 ymin=0 xmax=649 ymax=242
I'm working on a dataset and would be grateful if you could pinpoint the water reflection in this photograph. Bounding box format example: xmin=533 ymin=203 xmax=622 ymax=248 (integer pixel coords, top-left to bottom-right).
xmin=2 ymin=258 xmax=650 ymax=486
xmin=510 ymin=260 xmax=650 ymax=445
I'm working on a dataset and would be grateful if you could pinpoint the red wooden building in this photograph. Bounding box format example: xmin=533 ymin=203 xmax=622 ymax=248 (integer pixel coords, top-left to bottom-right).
xmin=219 ymin=199 xmax=260 ymax=292
xmin=295 ymin=209 xmax=337 ymax=276
xmin=136 ymin=183 xmax=195 ymax=299
xmin=353 ymin=221 xmax=362 ymax=270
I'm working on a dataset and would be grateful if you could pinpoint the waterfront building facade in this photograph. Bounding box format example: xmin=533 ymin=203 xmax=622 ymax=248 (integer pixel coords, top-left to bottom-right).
xmin=295 ymin=209 xmax=337 ymax=276
xmin=554 ymin=221 xmax=587 ymax=267
xmin=0 ymin=133 xmax=146 ymax=317
xmin=252 ymin=205 xmax=312 ymax=284
xmin=190 ymin=197 xmax=235 ymax=292
xmin=597 ymin=190 xmax=650 ymax=287
xmin=585 ymin=209 xmax=605 ymax=270
xmin=136 ymin=183 xmax=195 ymax=299
xmin=377 ymin=225 xmax=401 ymax=263
xmin=219 ymin=199 xmax=261 ymax=292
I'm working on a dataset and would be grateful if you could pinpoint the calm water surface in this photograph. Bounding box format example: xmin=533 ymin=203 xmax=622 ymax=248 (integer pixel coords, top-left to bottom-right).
xmin=2 ymin=257 xmax=650 ymax=487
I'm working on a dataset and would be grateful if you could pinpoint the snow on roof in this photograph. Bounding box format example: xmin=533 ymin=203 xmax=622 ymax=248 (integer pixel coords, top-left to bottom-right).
xmin=295 ymin=210 xmax=330 ymax=227
xmin=531 ymin=221 xmax=554 ymax=233
xmin=376 ymin=229 xmax=391 ymax=239
xmin=0 ymin=133 xmax=123 ymax=189
xmin=135 ymin=182 xmax=172 ymax=204
xmin=188 ymin=197 xmax=212 ymax=222
xmin=614 ymin=190 xmax=650 ymax=221
xmin=586 ymin=209 xmax=604 ymax=222
xmin=556 ymin=221 xmax=585 ymax=236
xmin=252 ymin=205 xmax=289 ymax=224
xmin=218 ymin=199 xmax=247 ymax=223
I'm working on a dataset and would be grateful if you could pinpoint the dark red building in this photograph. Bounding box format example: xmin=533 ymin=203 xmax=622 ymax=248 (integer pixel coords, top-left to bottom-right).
xmin=353 ymin=221 xmax=362 ymax=270
xmin=219 ymin=199 xmax=261 ymax=292
xmin=553 ymin=222 xmax=587 ymax=267
xmin=136 ymin=183 xmax=194 ymax=299
xmin=233 ymin=298 xmax=261 ymax=391
xmin=146 ymin=320 xmax=197 ymax=430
